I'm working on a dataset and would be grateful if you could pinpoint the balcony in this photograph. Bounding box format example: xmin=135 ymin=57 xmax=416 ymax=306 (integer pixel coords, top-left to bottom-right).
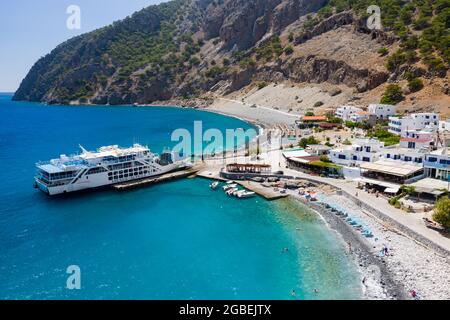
xmin=424 ymin=161 xmax=449 ymax=170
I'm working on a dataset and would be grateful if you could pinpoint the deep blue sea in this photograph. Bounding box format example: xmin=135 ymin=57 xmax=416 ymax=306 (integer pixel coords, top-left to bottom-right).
xmin=0 ymin=93 xmax=362 ymax=300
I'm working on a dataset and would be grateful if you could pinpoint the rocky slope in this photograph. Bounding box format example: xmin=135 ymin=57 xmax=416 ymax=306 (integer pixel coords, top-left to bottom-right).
xmin=13 ymin=0 xmax=450 ymax=115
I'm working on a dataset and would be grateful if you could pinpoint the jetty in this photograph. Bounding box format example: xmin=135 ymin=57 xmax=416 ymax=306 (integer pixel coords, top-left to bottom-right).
xmin=197 ymin=170 xmax=288 ymax=201
xmin=113 ymin=167 xmax=201 ymax=191
xmin=235 ymin=180 xmax=289 ymax=201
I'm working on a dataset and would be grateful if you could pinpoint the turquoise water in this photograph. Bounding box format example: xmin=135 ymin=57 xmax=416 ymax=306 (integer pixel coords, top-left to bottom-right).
xmin=0 ymin=94 xmax=362 ymax=299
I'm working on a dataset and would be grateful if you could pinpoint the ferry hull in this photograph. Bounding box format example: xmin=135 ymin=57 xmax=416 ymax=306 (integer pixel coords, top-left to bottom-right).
xmin=36 ymin=163 xmax=184 ymax=196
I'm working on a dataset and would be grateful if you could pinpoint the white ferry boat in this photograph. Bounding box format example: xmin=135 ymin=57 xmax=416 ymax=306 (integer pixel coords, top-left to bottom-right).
xmin=35 ymin=144 xmax=189 ymax=196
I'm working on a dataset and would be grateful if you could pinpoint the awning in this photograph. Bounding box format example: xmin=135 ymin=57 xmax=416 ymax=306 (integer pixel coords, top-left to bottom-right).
xmin=360 ymin=160 xmax=423 ymax=177
xmin=283 ymin=150 xmax=311 ymax=159
xmin=354 ymin=177 xmax=401 ymax=190
xmin=385 ymin=188 xmax=400 ymax=194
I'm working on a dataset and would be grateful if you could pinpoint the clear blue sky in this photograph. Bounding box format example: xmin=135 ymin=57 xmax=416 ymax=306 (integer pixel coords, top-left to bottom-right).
xmin=0 ymin=0 xmax=164 ymax=92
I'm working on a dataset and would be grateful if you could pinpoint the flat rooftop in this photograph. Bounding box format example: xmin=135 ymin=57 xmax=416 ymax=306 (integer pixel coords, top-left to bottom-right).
xmin=360 ymin=160 xmax=424 ymax=177
xmin=409 ymin=178 xmax=450 ymax=192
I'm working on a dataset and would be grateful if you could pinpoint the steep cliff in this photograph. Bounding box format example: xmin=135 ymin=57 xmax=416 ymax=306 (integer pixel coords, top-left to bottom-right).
xmin=13 ymin=0 xmax=449 ymax=109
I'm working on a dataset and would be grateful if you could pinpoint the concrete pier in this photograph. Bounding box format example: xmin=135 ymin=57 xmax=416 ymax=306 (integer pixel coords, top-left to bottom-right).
xmin=113 ymin=167 xmax=201 ymax=191
xmin=234 ymin=180 xmax=289 ymax=201
xmin=197 ymin=169 xmax=288 ymax=201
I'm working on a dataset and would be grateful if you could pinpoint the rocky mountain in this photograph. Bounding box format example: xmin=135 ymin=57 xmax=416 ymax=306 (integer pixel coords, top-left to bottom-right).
xmin=13 ymin=0 xmax=450 ymax=114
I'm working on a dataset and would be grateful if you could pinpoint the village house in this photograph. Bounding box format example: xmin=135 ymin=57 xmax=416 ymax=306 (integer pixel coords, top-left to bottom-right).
xmin=381 ymin=146 xmax=427 ymax=166
xmin=424 ymin=148 xmax=450 ymax=182
xmin=330 ymin=138 xmax=385 ymax=167
xmin=400 ymin=129 xmax=436 ymax=150
xmin=439 ymin=119 xmax=450 ymax=133
xmin=296 ymin=115 xmax=327 ymax=128
xmin=349 ymin=111 xmax=377 ymax=125
xmin=368 ymin=104 xmax=397 ymax=120
xmin=335 ymin=106 xmax=363 ymax=122
xmin=389 ymin=113 xmax=440 ymax=136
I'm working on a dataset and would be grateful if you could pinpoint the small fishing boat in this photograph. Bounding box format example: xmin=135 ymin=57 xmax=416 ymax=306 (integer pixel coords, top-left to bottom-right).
xmin=237 ymin=191 xmax=256 ymax=199
xmin=223 ymin=184 xmax=237 ymax=191
xmin=210 ymin=181 xmax=220 ymax=190
xmin=226 ymin=188 xmax=239 ymax=196
xmin=226 ymin=180 xmax=235 ymax=185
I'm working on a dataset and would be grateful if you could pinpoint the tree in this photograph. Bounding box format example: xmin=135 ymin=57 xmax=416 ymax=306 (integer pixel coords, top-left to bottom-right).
xmin=299 ymin=136 xmax=320 ymax=148
xmin=408 ymin=78 xmax=424 ymax=92
xmin=433 ymin=197 xmax=450 ymax=228
xmin=381 ymin=84 xmax=404 ymax=105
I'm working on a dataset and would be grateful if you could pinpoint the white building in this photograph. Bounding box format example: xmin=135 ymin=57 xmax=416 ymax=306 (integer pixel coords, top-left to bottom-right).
xmin=330 ymin=138 xmax=385 ymax=167
xmin=382 ymin=146 xmax=426 ymax=167
xmin=349 ymin=112 xmax=377 ymax=124
xmin=439 ymin=119 xmax=450 ymax=133
xmin=389 ymin=113 xmax=440 ymax=136
xmin=400 ymin=129 xmax=435 ymax=150
xmin=368 ymin=104 xmax=397 ymax=120
xmin=336 ymin=106 xmax=363 ymax=122
xmin=424 ymin=148 xmax=450 ymax=181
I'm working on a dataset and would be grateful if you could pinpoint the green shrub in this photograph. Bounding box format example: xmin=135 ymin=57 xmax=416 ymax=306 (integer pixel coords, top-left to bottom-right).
xmin=343 ymin=139 xmax=352 ymax=145
xmin=299 ymin=136 xmax=320 ymax=148
xmin=257 ymin=81 xmax=268 ymax=90
xmin=433 ymin=197 xmax=450 ymax=228
xmin=408 ymin=78 xmax=424 ymax=92
xmin=378 ymin=47 xmax=389 ymax=56
xmin=284 ymin=45 xmax=294 ymax=55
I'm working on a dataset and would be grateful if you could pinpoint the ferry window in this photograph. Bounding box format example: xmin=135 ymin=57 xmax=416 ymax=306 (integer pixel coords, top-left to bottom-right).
xmin=119 ymin=175 xmax=123 ymax=179
xmin=124 ymin=174 xmax=128 ymax=178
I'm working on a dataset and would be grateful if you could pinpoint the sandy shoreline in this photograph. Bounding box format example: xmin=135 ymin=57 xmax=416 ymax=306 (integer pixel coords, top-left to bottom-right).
xmin=293 ymin=196 xmax=406 ymax=300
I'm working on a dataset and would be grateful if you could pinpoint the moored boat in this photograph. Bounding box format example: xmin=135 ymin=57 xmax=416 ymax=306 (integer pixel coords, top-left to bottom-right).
xmin=236 ymin=190 xmax=256 ymax=199
xmin=223 ymin=184 xmax=237 ymax=191
xmin=210 ymin=181 xmax=220 ymax=190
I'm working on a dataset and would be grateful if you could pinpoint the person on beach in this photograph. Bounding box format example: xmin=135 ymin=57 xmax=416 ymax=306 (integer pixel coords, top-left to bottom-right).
xmin=410 ymin=290 xmax=421 ymax=300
